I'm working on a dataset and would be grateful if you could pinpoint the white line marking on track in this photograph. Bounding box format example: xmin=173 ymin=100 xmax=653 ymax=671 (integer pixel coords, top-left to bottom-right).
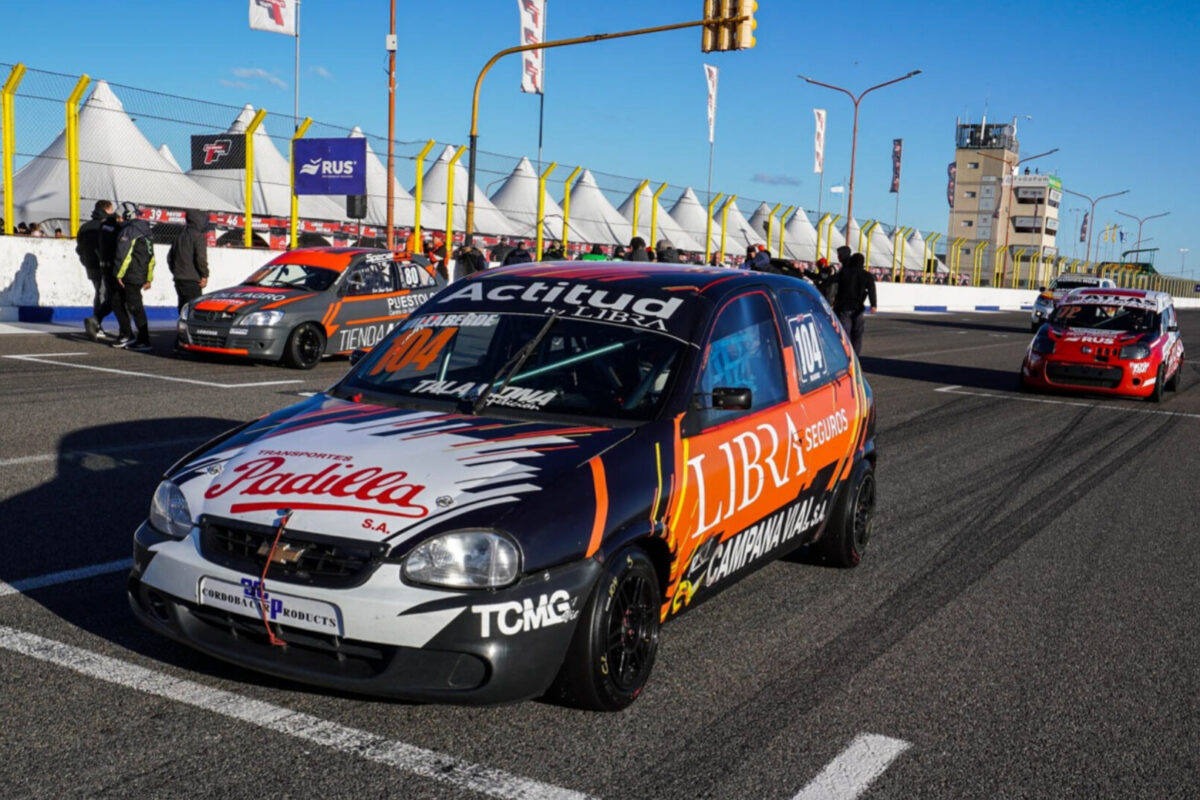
xmin=0 ymin=558 xmax=132 ymax=598
xmin=2 ymin=353 xmax=302 ymax=389
xmin=935 ymin=385 xmax=1200 ymax=420
xmin=0 ymin=626 xmax=595 ymax=800
xmin=791 ymin=733 xmax=911 ymax=800
xmin=0 ymin=435 xmax=209 ymax=468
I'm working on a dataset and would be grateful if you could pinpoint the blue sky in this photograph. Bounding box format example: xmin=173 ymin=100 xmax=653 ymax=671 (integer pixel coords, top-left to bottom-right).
xmin=2 ymin=0 xmax=1198 ymax=273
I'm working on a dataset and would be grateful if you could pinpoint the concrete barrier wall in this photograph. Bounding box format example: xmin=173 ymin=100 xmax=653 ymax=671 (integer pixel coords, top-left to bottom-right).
xmin=2 ymin=236 xmax=1196 ymax=321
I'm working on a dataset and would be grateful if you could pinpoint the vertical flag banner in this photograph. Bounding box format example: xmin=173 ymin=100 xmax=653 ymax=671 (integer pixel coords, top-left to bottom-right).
xmin=890 ymin=139 xmax=903 ymax=193
xmin=1080 ymin=211 xmax=1088 ymax=243
xmin=518 ymin=0 xmax=546 ymax=94
xmin=813 ymin=109 xmax=826 ymax=174
xmin=946 ymin=162 xmax=957 ymax=208
xmin=704 ymin=64 xmax=719 ymax=144
xmin=249 ymin=0 xmax=296 ymax=36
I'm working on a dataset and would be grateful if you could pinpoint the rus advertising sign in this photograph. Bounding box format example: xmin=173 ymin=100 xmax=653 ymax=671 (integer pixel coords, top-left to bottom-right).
xmin=190 ymin=134 xmax=246 ymax=171
xmin=518 ymin=0 xmax=546 ymax=94
xmin=294 ymin=138 xmax=367 ymax=196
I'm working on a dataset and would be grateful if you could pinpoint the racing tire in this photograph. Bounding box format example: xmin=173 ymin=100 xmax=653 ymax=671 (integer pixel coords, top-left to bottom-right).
xmin=550 ymin=547 xmax=661 ymax=711
xmin=1031 ymin=322 xmax=1041 ymax=333
xmin=1150 ymin=363 xmax=1165 ymax=403
xmin=283 ymin=323 xmax=326 ymax=370
xmin=816 ymin=459 xmax=876 ymax=568
xmin=1165 ymin=362 xmax=1180 ymax=392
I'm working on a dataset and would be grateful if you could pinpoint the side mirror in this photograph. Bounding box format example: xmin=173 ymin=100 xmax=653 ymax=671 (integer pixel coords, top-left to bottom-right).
xmin=349 ymin=348 xmax=367 ymax=366
xmin=712 ymin=386 xmax=752 ymax=410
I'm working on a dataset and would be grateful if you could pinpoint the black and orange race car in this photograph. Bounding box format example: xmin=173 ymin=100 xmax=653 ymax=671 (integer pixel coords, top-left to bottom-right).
xmin=177 ymin=247 xmax=445 ymax=369
xmin=131 ymin=263 xmax=877 ymax=709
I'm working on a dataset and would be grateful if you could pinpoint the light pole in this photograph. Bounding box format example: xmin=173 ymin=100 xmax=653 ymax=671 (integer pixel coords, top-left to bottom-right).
xmin=1115 ymin=209 xmax=1168 ymax=263
xmin=1062 ymin=187 xmax=1129 ymax=263
xmin=797 ymin=69 xmax=921 ymax=239
xmin=1181 ymin=248 xmax=1189 ymax=273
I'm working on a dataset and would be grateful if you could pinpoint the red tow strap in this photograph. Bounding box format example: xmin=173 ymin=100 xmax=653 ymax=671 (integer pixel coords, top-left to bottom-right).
xmin=258 ymin=508 xmax=293 ymax=647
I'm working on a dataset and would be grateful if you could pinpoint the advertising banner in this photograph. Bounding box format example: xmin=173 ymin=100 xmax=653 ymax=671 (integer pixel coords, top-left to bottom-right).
xmin=704 ymin=64 xmax=719 ymax=144
xmin=190 ymin=134 xmax=246 ymax=171
xmin=294 ymin=138 xmax=367 ymax=196
xmin=814 ymin=109 xmax=826 ymax=174
xmin=890 ymin=139 xmax=902 ymax=193
xmin=518 ymin=0 xmax=546 ymax=94
xmin=1080 ymin=211 xmax=1088 ymax=242
xmin=249 ymin=0 xmax=296 ymax=36
xmin=947 ymin=162 xmax=957 ymax=208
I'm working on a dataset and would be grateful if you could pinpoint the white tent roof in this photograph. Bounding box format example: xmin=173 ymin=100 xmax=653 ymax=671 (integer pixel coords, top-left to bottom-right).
xmin=349 ymin=126 xmax=434 ymax=230
xmin=866 ymin=224 xmax=896 ymax=269
xmin=5 ymin=80 xmax=236 ymax=223
xmin=905 ymin=229 xmax=943 ymax=272
xmin=187 ymin=104 xmax=346 ymax=221
xmin=489 ymin=157 xmax=589 ymax=244
xmin=781 ymin=207 xmax=819 ymax=261
xmin=616 ymin=185 xmax=704 ymax=253
xmin=716 ymin=199 xmax=766 ymax=250
xmin=559 ymin=169 xmax=630 ymax=246
xmin=746 ymin=203 xmax=778 ymax=249
xmin=413 ymin=145 xmax=517 ymax=237
xmin=844 ymin=217 xmax=865 ymax=253
xmin=668 ymin=187 xmax=722 ymax=252
xmin=158 ymin=143 xmax=183 ymax=172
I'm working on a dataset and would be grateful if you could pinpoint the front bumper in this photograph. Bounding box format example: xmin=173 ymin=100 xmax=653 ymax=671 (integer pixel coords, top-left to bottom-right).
xmin=1022 ymin=354 xmax=1156 ymax=398
xmin=177 ymin=320 xmax=290 ymax=361
xmin=128 ymin=520 xmax=600 ymax=704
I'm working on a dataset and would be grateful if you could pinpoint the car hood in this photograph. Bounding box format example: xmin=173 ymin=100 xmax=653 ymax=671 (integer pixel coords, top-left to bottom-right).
xmin=170 ymin=395 xmax=631 ymax=547
xmin=191 ymin=285 xmax=315 ymax=318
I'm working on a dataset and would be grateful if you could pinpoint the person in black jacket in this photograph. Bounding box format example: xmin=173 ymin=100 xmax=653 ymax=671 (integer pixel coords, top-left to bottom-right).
xmin=489 ymin=236 xmax=513 ymax=265
xmin=113 ymin=203 xmax=156 ymax=351
xmin=77 ymin=200 xmax=114 ymax=340
xmin=167 ymin=208 xmax=209 ymax=311
xmin=655 ymin=238 xmax=681 ymax=264
xmin=626 ymin=236 xmax=649 ymax=262
xmin=832 ymin=252 xmax=877 ymax=355
xmin=501 ymin=241 xmax=533 ymax=266
xmin=97 ymin=204 xmax=133 ymax=345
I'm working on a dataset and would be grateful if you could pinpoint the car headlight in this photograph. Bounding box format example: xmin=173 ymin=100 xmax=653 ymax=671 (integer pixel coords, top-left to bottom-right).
xmin=149 ymin=480 xmax=193 ymax=538
xmin=1119 ymin=344 xmax=1151 ymax=360
xmin=1031 ymin=334 xmax=1056 ymax=355
xmin=179 ymin=304 xmax=190 ymax=321
xmin=240 ymin=310 xmax=285 ymax=327
xmin=402 ymin=531 xmax=520 ymax=589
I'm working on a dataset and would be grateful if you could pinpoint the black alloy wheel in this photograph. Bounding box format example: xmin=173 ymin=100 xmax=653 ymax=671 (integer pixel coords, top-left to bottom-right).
xmin=1150 ymin=363 xmax=1165 ymax=403
xmin=817 ymin=459 xmax=876 ymax=568
xmin=284 ymin=323 xmax=325 ymax=370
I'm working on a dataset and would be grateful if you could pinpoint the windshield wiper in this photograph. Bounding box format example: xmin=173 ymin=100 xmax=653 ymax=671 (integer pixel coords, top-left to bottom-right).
xmin=470 ymin=313 xmax=560 ymax=416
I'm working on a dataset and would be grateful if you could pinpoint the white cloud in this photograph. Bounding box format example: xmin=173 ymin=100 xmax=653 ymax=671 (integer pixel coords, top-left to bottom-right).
xmin=231 ymin=67 xmax=287 ymax=89
xmin=309 ymin=65 xmax=332 ymax=79
xmin=220 ymin=79 xmax=250 ymax=89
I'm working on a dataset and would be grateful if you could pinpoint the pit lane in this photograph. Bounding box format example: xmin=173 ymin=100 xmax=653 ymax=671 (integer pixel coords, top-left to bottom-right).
xmin=1 ymin=312 xmax=1198 ymax=799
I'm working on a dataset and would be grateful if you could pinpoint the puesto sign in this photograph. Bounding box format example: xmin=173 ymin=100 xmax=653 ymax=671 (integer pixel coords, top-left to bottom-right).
xmin=294 ymin=138 xmax=367 ymax=196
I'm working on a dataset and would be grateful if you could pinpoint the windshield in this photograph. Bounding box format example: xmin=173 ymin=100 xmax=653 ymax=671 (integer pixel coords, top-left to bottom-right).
xmin=338 ymin=312 xmax=686 ymax=421
xmin=244 ymin=262 xmax=339 ymax=292
xmin=1051 ymin=278 xmax=1102 ymax=291
xmin=1052 ymin=303 xmax=1160 ymax=332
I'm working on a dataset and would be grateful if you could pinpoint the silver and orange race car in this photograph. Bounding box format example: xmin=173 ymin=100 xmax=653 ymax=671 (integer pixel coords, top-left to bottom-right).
xmin=131 ymin=263 xmax=877 ymax=709
xmin=178 ymin=247 xmax=445 ymax=369
xmin=1021 ymin=288 xmax=1185 ymax=401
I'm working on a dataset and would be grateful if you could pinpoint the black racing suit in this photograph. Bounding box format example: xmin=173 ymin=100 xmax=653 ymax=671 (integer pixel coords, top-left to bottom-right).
xmin=833 ymin=265 xmax=878 ymax=355
xmin=76 ymin=209 xmax=112 ymax=323
xmin=115 ymin=218 xmax=156 ymax=346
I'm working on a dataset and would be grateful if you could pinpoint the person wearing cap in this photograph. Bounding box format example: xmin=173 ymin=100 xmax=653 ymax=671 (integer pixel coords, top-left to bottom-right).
xmin=113 ymin=202 xmax=156 ymax=351
xmin=77 ymin=199 xmax=115 ymax=341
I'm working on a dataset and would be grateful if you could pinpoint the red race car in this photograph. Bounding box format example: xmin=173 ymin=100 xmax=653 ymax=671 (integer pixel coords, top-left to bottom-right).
xmin=1021 ymin=288 xmax=1185 ymax=402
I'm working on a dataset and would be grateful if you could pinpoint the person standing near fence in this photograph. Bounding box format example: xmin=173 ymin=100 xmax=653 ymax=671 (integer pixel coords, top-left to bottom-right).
xmin=97 ymin=203 xmax=134 ymax=346
xmin=77 ymin=200 xmax=114 ymax=341
xmin=833 ymin=252 xmax=877 ymax=355
xmin=167 ymin=209 xmax=209 ymax=311
xmin=113 ymin=203 xmax=155 ymax=352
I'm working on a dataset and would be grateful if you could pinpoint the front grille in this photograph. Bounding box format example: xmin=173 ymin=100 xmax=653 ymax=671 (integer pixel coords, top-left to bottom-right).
xmin=1046 ymin=362 xmax=1123 ymax=389
xmin=199 ymin=515 xmax=388 ymax=588
xmin=191 ymin=309 xmax=236 ymax=322
xmin=189 ymin=333 xmax=227 ymax=348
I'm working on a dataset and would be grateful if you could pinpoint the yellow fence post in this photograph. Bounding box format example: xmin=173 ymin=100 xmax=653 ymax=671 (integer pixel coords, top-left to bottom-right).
xmin=65 ymin=74 xmax=91 ymax=237
xmin=974 ymin=242 xmax=989 ymax=286
xmin=923 ymin=233 xmax=942 ymax=284
xmin=705 ymin=192 xmax=723 ymax=265
xmin=778 ymin=205 xmax=795 ymax=258
xmin=863 ymin=221 xmax=880 ymax=267
xmin=444 ymin=145 xmax=467 ymax=262
xmin=242 ymin=108 xmax=268 ymax=248
xmin=1011 ymin=248 xmax=1027 ymax=289
xmin=719 ymin=194 xmax=737 ymax=265
xmin=289 ymin=117 xmax=313 ymax=250
xmin=825 ymin=215 xmax=842 ymax=262
xmin=890 ymin=226 xmax=905 ymax=282
xmin=649 ymin=182 xmax=668 ymax=250
xmin=815 ymin=212 xmax=831 ymax=266
xmin=411 ymin=139 xmax=436 ymax=254
xmin=948 ymin=236 xmax=966 ymax=283
xmin=630 ymin=178 xmax=650 ymax=240
xmin=535 ymin=161 xmax=558 ymax=260
xmin=1 ymin=63 xmax=26 ymax=236
xmin=765 ymin=203 xmax=781 ymax=254
xmin=561 ymin=165 xmax=582 ymax=256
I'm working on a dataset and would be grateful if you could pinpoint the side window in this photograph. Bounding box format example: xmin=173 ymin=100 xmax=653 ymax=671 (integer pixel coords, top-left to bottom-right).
xmin=396 ymin=261 xmax=437 ymax=289
xmin=778 ymin=290 xmax=851 ymax=392
xmin=695 ymin=293 xmax=788 ymax=429
xmin=346 ymin=261 xmax=396 ymax=296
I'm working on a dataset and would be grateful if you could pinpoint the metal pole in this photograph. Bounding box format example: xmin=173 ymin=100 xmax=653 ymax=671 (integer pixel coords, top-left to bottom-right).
xmin=650 ymin=182 xmax=668 ymax=250
xmin=631 ymin=178 xmax=650 ymax=240
xmin=411 ymin=139 xmax=436 ymax=254
xmin=444 ymin=145 xmax=467 ymax=271
xmin=1116 ymin=210 xmax=1169 ymax=264
xmin=719 ymin=194 xmax=737 ymax=265
xmin=244 ymin=109 xmax=268 ymax=248
xmin=294 ymin=0 xmax=300 ymax=131
xmin=1 ymin=63 xmax=26 ymax=236
xmin=535 ymin=161 xmax=557 ymax=259
xmin=386 ymin=0 xmax=396 ymax=249
xmin=1063 ymin=187 xmax=1128 ymax=263
xmin=778 ymin=205 xmax=794 ymax=258
xmin=65 ymin=74 xmax=90 ymax=238
xmin=289 ymin=117 xmax=313 ymax=250
xmin=561 ymin=165 xmax=582 ymax=256
xmin=705 ymin=192 xmax=723 ymax=265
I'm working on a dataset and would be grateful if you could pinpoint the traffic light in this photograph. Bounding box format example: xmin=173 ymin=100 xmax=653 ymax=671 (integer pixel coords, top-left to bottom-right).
xmin=734 ymin=0 xmax=757 ymax=49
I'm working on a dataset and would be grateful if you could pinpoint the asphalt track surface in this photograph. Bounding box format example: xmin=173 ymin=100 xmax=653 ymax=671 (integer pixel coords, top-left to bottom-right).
xmin=1 ymin=310 xmax=1197 ymax=800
